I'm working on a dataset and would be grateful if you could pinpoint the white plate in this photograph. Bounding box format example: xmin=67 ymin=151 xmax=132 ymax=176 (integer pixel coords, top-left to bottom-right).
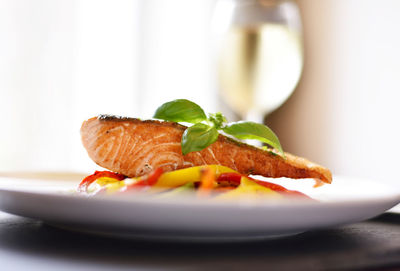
xmin=0 ymin=174 xmax=399 ymax=241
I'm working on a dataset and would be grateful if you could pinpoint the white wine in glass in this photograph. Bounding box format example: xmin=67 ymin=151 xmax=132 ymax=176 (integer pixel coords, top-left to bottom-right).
xmin=215 ymin=0 xmax=303 ymax=123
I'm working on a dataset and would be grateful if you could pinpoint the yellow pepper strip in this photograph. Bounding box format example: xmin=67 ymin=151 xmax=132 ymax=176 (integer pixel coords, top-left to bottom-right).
xmin=197 ymin=167 xmax=216 ymax=198
xmin=154 ymin=165 xmax=237 ymax=188
xmin=94 ymin=177 xmax=122 ymax=186
xmin=104 ymin=180 xmax=128 ymax=194
xmin=87 ymin=177 xmax=124 ymax=194
xmin=91 ymin=177 xmax=141 ymax=195
xmin=215 ymin=176 xmax=282 ymax=200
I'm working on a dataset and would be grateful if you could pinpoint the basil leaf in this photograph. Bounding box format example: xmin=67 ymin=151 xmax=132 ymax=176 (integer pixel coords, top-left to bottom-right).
xmin=223 ymin=121 xmax=284 ymax=156
xmin=153 ymin=99 xmax=207 ymax=123
xmin=181 ymin=123 xmax=218 ymax=155
xmin=208 ymin=112 xmax=227 ymax=130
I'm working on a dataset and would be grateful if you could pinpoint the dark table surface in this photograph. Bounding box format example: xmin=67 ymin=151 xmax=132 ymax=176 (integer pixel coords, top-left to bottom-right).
xmin=1 ymin=211 xmax=400 ymax=271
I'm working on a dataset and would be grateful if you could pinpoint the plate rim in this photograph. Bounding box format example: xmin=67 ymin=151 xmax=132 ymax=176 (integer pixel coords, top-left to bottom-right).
xmin=1 ymin=175 xmax=400 ymax=240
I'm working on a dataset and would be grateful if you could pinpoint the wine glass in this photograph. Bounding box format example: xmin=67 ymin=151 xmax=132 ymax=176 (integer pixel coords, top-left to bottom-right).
xmin=213 ymin=0 xmax=303 ymax=124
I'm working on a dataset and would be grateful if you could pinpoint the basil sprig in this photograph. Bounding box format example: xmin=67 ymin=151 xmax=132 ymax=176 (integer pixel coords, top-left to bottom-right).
xmin=153 ymin=99 xmax=284 ymax=157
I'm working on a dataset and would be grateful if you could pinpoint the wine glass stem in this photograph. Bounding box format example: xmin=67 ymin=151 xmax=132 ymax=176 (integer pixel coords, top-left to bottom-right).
xmin=245 ymin=110 xmax=264 ymax=124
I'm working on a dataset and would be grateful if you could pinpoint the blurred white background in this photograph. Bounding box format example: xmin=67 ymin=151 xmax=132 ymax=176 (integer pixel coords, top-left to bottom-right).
xmin=0 ymin=0 xmax=215 ymax=172
xmin=1 ymin=0 xmax=400 ymax=187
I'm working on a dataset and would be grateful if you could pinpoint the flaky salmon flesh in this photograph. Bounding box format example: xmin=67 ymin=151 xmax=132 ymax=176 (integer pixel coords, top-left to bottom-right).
xmin=81 ymin=115 xmax=332 ymax=184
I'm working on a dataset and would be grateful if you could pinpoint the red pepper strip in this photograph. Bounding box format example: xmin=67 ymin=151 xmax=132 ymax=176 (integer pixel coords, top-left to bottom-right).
xmin=217 ymin=172 xmax=313 ymax=200
xmin=78 ymin=171 xmax=125 ymax=193
xmin=253 ymin=180 xmax=313 ymax=199
xmin=126 ymin=168 xmax=164 ymax=190
xmin=217 ymin=172 xmax=242 ymax=186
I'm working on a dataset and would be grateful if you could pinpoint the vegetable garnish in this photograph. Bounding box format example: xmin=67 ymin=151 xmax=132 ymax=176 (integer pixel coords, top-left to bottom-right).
xmin=78 ymin=165 xmax=314 ymax=201
xmin=78 ymin=171 xmax=125 ymax=193
xmin=153 ymin=99 xmax=284 ymax=156
xmin=217 ymin=172 xmax=242 ymax=186
xmin=217 ymin=172 xmax=311 ymax=199
xmin=216 ymin=177 xmax=282 ymax=200
xmin=125 ymin=167 xmax=164 ymax=191
xmin=197 ymin=167 xmax=216 ymax=198
xmin=154 ymin=165 xmax=235 ymax=188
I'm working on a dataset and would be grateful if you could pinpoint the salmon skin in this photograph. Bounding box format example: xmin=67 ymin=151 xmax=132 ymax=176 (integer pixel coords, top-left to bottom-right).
xmin=81 ymin=115 xmax=332 ymax=184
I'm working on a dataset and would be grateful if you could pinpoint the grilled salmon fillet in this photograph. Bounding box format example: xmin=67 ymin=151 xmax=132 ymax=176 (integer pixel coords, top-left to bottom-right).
xmin=81 ymin=115 xmax=332 ymax=184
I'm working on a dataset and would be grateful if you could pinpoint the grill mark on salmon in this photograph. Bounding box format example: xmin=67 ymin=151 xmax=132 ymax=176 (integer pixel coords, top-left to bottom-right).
xmin=207 ymin=148 xmax=221 ymax=165
xmin=81 ymin=115 xmax=332 ymax=184
xmin=230 ymin=148 xmax=238 ymax=171
xmin=195 ymin=152 xmax=207 ymax=165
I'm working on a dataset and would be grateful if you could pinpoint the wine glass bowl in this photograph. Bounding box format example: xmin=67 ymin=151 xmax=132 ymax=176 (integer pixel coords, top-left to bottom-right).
xmin=214 ymin=0 xmax=303 ymax=122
